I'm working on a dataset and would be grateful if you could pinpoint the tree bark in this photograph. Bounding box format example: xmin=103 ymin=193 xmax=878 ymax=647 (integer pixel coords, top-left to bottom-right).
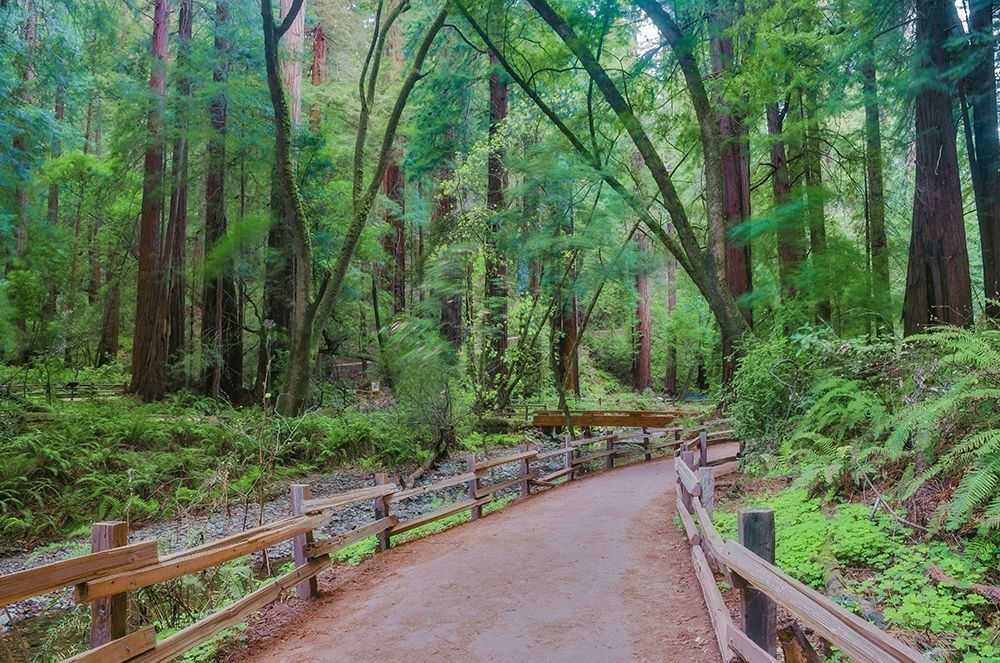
xmin=801 ymin=90 xmax=831 ymax=325
xmin=434 ymin=174 xmax=462 ymax=345
xmin=903 ymin=0 xmax=974 ymax=334
xmin=258 ymin=0 xmax=304 ymax=395
xmin=129 ymin=0 xmax=170 ymax=401
xmin=634 ymin=233 xmax=651 ymax=391
xmin=165 ymin=0 xmax=193 ymax=366
xmin=862 ymin=55 xmax=892 ymax=334
xmin=203 ymin=1 xmax=243 ymax=400
xmin=483 ymin=50 xmax=508 ymax=403
xmin=710 ymin=1 xmax=752 ymax=386
xmin=381 ymin=160 xmax=406 ymax=313
xmin=309 ymin=25 xmax=327 ymax=131
xmin=664 ymin=231 xmax=678 ymax=397
xmin=964 ymin=0 xmax=1000 ymax=318
xmin=767 ymin=102 xmax=804 ymax=304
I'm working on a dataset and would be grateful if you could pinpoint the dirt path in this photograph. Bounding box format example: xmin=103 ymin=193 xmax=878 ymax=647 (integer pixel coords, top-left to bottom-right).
xmin=233 ymin=456 xmax=723 ymax=663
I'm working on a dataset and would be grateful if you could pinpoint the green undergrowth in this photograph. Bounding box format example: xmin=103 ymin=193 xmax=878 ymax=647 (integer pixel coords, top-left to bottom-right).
xmin=712 ymin=488 xmax=1000 ymax=662
xmin=0 ymin=395 xmax=435 ymax=544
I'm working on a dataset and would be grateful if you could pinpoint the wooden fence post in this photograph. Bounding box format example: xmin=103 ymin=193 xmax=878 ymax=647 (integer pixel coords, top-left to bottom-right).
xmin=678 ymin=450 xmax=695 ymax=512
xmin=374 ymin=473 xmax=392 ymax=551
xmin=290 ymin=484 xmax=319 ymax=599
xmin=604 ymin=436 xmax=614 ymax=471
xmin=564 ymin=435 xmax=575 ymax=481
xmin=699 ymin=430 xmax=709 ymax=467
xmin=466 ymin=455 xmax=482 ymax=519
xmin=738 ymin=509 xmax=777 ymax=656
xmin=518 ymin=444 xmax=531 ymax=497
xmin=89 ymin=521 xmax=128 ymax=648
xmin=699 ymin=468 xmax=715 ymax=515
xmin=643 ymin=427 xmax=652 ymax=461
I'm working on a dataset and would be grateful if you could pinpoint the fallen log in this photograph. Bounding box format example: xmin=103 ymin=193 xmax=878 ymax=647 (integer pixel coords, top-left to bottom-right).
xmin=927 ymin=563 xmax=1000 ymax=604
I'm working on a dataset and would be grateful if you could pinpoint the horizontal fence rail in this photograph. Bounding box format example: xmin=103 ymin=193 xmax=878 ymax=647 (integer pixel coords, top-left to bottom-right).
xmin=2 ymin=416 xmax=736 ymax=662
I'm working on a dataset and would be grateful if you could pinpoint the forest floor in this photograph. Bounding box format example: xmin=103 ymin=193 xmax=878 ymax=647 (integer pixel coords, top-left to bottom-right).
xmin=224 ymin=454 xmax=726 ymax=663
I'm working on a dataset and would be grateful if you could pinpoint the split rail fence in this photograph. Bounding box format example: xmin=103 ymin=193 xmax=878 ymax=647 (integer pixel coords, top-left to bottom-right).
xmin=0 ymin=418 xmax=738 ymax=662
xmin=674 ymin=439 xmax=932 ymax=663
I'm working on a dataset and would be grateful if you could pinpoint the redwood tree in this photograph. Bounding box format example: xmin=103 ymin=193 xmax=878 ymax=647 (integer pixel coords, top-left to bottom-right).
xmin=710 ymin=1 xmax=752 ymax=386
xmin=165 ymin=0 xmax=193 ymax=365
xmin=633 ymin=234 xmax=651 ymax=391
xmin=483 ymin=50 xmax=508 ymax=400
xmin=903 ymin=0 xmax=973 ymax=334
xmin=963 ymin=0 xmax=1000 ymax=318
xmin=862 ymin=54 xmax=892 ymax=334
xmin=129 ymin=0 xmax=170 ymax=401
xmin=203 ymin=0 xmax=243 ymax=399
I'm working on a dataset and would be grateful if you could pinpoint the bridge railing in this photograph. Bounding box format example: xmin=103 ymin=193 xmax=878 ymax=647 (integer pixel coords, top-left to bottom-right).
xmin=0 ymin=418 xmax=737 ymax=662
xmin=674 ymin=452 xmax=931 ymax=663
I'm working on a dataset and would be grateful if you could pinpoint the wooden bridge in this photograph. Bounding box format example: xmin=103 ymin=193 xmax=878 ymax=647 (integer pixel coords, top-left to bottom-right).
xmin=0 ymin=419 xmax=930 ymax=662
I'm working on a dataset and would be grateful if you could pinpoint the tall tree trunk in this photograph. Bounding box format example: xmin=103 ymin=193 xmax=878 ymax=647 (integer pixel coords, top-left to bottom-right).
xmin=95 ymin=272 xmax=121 ymax=367
xmin=862 ymin=55 xmax=892 ymax=334
xmin=553 ymin=289 xmax=580 ymax=396
xmin=309 ymin=25 xmax=327 ymax=131
xmin=45 ymin=84 xmax=64 ymax=327
xmin=381 ymin=24 xmax=406 ymax=314
xmin=257 ymin=0 xmax=304 ymax=394
xmin=767 ymin=102 xmax=804 ymax=304
xmin=381 ymin=161 xmax=406 ymax=313
xmin=203 ymin=0 xmax=243 ymax=400
xmin=633 ymin=234 xmax=651 ymax=391
xmin=483 ymin=51 xmax=508 ymax=403
xmin=965 ymin=0 xmax=1000 ymax=318
xmin=129 ymin=0 xmax=170 ymax=401
xmin=903 ymin=0 xmax=974 ymax=334
xmin=165 ymin=0 xmax=193 ymax=367
xmin=664 ymin=241 xmax=678 ymax=397
xmin=710 ymin=2 xmax=752 ymax=386
xmin=10 ymin=0 xmax=35 ymax=269
xmin=279 ymin=0 xmax=305 ymax=126
xmin=435 ymin=176 xmax=462 ymax=345
xmin=87 ymin=99 xmax=102 ymax=305
xmin=801 ymin=91 xmax=831 ymax=324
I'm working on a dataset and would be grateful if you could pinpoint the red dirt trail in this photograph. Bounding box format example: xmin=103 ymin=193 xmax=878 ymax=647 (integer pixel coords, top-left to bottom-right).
xmin=233 ymin=456 xmax=724 ymax=662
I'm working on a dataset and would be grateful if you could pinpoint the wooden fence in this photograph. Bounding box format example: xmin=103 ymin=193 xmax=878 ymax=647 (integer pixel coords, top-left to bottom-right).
xmin=1 ymin=382 xmax=128 ymax=401
xmin=0 ymin=418 xmax=737 ymax=662
xmin=673 ymin=447 xmax=932 ymax=663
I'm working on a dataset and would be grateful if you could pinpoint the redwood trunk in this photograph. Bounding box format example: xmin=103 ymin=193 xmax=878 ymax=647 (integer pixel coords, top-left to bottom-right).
xmin=862 ymin=56 xmax=892 ymax=334
xmin=802 ymin=91 xmax=831 ymax=324
xmin=165 ymin=0 xmax=193 ymax=364
xmin=664 ymin=236 xmax=678 ymax=397
xmin=435 ymin=178 xmax=462 ymax=345
xmin=381 ymin=161 xmax=406 ymax=313
xmin=965 ymin=0 xmax=1000 ymax=317
xmin=767 ymin=103 xmax=803 ymax=303
xmin=309 ymin=26 xmax=327 ymax=132
xmin=634 ymin=234 xmax=651 ymax=392
xmin=129 ymin=0 xmax=170 ymax=401
xmin=203 ymin=1 xmax=243 ymax=400
xmin=711 ymin=6 xmax=752 ymax=386
xmin=903 ymin=0 xmax=974 ymax=334
xmin=483 ymin=51 xmax=508 ymax=400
